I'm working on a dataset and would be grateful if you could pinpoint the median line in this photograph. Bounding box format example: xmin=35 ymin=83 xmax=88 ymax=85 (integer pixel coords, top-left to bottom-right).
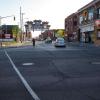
xmin=4 ymin=50 xmax=40 ymax=100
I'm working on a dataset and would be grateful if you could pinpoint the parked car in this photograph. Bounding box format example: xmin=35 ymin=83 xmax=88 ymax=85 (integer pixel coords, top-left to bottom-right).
xmin=54 ymin=37 xmax=66 ymax=47
xmin=45 ymin=37 xmax=52 ymax=43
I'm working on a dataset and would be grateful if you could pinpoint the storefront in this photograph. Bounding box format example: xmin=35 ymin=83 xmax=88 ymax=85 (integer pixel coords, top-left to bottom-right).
xmin=95 ymin=19 xmax=100 ymax=39
xmin=94 ymin=19 xmax=100 ymax=45
xmin=80 ymin=24 xmax=94 ymax=43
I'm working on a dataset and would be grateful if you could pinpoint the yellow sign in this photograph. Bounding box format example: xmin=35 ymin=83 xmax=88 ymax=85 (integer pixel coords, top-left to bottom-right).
xmin=83 ymin=10 xmax=88 ymax=17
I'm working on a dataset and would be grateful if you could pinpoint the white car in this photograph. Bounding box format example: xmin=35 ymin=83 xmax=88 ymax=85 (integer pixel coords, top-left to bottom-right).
xmin=54 ymin=37 xmax=66 ymax=47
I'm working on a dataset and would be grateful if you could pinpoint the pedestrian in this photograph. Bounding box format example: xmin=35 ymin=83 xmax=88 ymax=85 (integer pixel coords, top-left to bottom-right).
xmin=32 ymin=38 xmax=35 ymax=46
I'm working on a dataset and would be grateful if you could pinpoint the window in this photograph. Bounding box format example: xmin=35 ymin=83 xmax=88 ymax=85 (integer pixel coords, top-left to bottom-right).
xmin=97 ymin=8 xmax=100 ymax=19
xmin=73 ymin=21 xmax=77 ymax=26
xmin=79 ymin=16 xmax=83 ymax=24
xmin=99 ymin=8 xmax=100 ymax=14
xmin=88 ymin=9 xmax=94 ymax=20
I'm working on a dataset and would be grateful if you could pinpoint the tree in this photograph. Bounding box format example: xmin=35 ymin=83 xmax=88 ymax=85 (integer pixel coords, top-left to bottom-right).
xmin=56 ymin=29 xmax=64 ymax=38
xmin=12 ymin=25 xmax=19 ymax=41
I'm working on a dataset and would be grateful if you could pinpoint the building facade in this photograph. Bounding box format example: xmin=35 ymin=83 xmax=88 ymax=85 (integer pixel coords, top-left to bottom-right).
xmin=0 ymin=25 xmax=19 ymax=42
xmin=78 ymin=0 xmax=100 ymax=43
xmin=65 ymin=13 xmax=78 ymax=42
xmin=65 ymin=0 xmax=100 ymax=44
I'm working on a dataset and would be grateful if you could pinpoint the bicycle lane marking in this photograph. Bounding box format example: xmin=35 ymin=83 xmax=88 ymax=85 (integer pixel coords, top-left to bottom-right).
xmin=4 ymin=50 xmax=40 ymax=100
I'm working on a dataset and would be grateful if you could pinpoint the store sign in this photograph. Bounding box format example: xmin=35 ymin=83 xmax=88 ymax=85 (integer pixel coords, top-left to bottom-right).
xmin=0 ymin=33 xmax=14 ymax=42
xmin=81 ymin=25 xmax=94 ymax=32
xmin=5 ymin=34 xmax=11 ymax=39
xmin=95 ymin=20 xmax=100 ymax=27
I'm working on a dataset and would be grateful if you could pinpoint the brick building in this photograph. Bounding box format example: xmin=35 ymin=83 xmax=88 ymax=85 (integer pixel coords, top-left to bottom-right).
xmin=78 ymin=0 xmax=100 ymax=43
xmin=65 ymin=13 xmax=78 ymax=42
xmin=65 ymin=0 xmax=100 ymax=44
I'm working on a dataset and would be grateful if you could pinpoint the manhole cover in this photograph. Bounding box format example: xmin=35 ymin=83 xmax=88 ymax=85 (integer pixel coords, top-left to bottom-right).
xmin=22 ymin=63 xmax=34 ymax=66
xmin=91 ymin=62 xmax=100 ymax=65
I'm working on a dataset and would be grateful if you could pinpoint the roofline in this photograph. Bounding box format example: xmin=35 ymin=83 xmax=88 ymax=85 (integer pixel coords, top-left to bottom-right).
xmin=78 ymin=0 xmax=100 ymax=13
xmin=65 ymin=13 xmax=76 ymax=19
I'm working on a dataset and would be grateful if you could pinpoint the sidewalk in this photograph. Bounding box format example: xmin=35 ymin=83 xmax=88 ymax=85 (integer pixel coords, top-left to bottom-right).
xmin=0 ymin=41 xmax=31 ymax=48
xmin=66 ymin=42 xmax=96 ymax=48
xmin=0 ymin=41 xmax=99 ymax=49
xmin=0 ymin=41 xmax=44 ymax=48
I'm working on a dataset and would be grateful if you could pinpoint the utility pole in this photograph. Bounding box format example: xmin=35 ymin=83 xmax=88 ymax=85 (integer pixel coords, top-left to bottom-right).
xmin=0 ymin=16 xmax=2 ymax=47
xmin=20 ymin=6 xmax=22 ymax=42
xmin=20 ymin=6 xmax=25 ymax=42
xmin=0 ymin=16 xmax=1 ymax=26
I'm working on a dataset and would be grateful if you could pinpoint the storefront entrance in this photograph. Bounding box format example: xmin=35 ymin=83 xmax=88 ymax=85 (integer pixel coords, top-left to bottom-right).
xmin=81 ymin=32 xmax=93 ymax=43
xmin=85 ymin=32 xmax=94 ymax=43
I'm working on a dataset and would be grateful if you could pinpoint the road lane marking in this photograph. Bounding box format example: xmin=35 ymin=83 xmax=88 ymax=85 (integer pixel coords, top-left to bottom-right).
xmin=4 ymin=50 xmax=40 ymax=100
xmin=22 ymin=63 xmax=34 ymax=66
xmin=91 ymin=62 xmax=100 ymax=65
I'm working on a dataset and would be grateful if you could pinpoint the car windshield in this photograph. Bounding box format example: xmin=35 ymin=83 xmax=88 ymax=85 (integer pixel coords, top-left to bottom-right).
xmin=57 ymin=38 xmax=64 ymax=41
xmin=0 ymin=0 xmax=100 ymax=100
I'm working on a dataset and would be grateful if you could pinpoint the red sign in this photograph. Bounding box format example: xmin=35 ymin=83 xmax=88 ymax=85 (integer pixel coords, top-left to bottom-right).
xmin=5 ymin=34 xmax=11 ymax=39
xmin=95 ymin=20 xmax=100 ymax=27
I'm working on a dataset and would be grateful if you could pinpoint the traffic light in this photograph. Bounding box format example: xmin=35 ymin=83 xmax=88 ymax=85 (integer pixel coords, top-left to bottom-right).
xmin=14 ymin=16 xmax=15 ymax=21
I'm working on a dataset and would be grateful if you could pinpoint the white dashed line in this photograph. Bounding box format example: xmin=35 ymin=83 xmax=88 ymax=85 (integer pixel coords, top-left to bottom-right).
xmin=91 ymin=62 xmax=100 ymax=65
xmin=22 ymin=63 xmax=34 ymax=66
xmin=4 ymin=50 xmax=40 ymax=100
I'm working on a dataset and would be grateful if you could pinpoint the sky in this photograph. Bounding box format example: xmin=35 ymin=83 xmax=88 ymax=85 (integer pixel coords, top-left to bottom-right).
xmin=0 ymin=0 xmax=92 ymax=29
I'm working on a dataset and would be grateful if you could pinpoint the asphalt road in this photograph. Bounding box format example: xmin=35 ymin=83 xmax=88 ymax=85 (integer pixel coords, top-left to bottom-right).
xmin=0 ymin=43 xmax=100 ymax=100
